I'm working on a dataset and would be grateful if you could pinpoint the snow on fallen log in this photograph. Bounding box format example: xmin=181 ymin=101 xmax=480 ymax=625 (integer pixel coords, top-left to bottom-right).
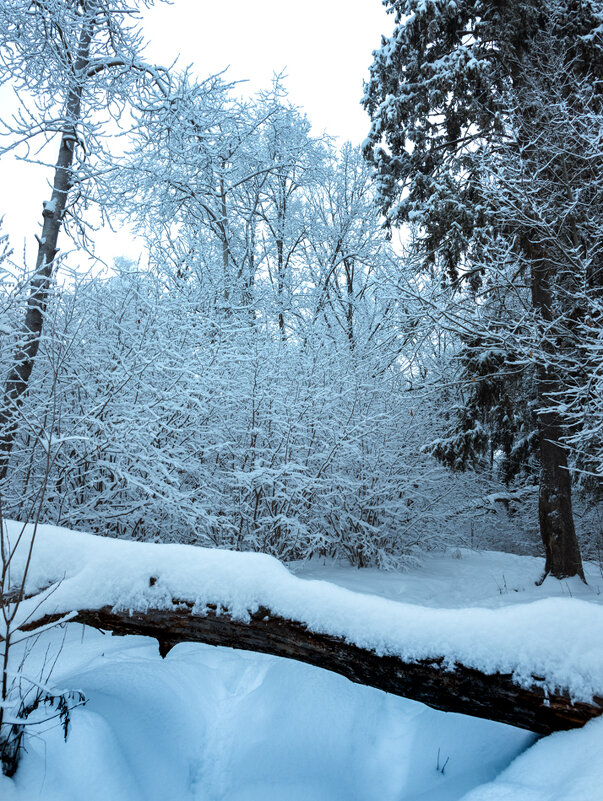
xmin=4 ymin=522 xmax=603 ymax=734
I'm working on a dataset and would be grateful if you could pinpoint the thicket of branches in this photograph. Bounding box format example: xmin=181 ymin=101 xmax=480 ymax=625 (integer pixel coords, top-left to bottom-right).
xmin=0 ymin=0 xmax=600 ymax=572
xmin=0 ymin=157 xmax=524 ymax=567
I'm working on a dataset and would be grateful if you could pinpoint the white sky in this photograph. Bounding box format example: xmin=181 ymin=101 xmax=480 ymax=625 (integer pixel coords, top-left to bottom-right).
xmin=143 ymin=0 xmax=391 ymax=143
xmin=0 ymin=0 xmax=392 ymax=268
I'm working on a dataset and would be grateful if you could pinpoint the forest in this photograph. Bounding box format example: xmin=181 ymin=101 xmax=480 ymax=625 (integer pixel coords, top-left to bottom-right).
xmin=0 ymin=1 xmax=602 ymax=800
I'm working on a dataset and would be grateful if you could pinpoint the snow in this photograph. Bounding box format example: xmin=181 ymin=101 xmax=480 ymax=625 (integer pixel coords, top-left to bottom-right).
xmin=461 ymin=717 xmax=603 ymax=801
xmin=290 ymin=548 xmax=601 ymax=610
xmin=3 ymin=523 xmax=603 ymax=800
xmin=1 ymin=626 xmax=535 ymax=801
xmin=7 ymin=521 xmax=603 ymax=702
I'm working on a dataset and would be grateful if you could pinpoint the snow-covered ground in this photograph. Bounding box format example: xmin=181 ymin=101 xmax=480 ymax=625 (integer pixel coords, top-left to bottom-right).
xmin=1 ymin=625 xmax=537 ymax=801
xmin=2 ymin=522 xmax=603 ymax=800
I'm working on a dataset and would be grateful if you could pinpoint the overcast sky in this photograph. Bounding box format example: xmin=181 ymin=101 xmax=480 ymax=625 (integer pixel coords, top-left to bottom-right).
xmin=143 ymin=0 xmax=392 ymax=143
xmin=0 ymin=0 xmax=392 ymax=267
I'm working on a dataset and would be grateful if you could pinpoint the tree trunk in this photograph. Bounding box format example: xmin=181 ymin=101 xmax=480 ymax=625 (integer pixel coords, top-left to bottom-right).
xmin=537 ymin=408 xmax=584 ymax=580
xmin=530 ymin=258 xmax=584 ymax=580
xmin=344 ymin=257 xmax=355 ymax=350
xmin=277 ymin=232 xmax=286 ymax=337
xmin=0 ymin=7 xmax=95 ymax=482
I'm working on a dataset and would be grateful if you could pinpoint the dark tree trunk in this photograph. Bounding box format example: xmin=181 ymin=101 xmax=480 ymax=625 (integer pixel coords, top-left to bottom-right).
xmin=537 ymin=404 xmax=584 ymax=581
xmin=277 ymin=233 xmax=286 ymax=337
xmin=0 ymin=8 xmax=95 ymax=482
xmin=276 ymin=196 xmax=286 ymax=338
xmin=530 ymin=259 xmax=585 ymax=581
xmin=344 ymin=257 xmax=355 ymax=350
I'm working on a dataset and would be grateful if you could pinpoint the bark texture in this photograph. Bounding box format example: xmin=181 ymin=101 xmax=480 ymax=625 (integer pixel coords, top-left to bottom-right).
xmin=530 ymin=259 xmax=585 ymax=580
xmin=22 ymin=600 xmax=603 ymax=736
xmin=0 ymin=7 xmax=95 ymax=482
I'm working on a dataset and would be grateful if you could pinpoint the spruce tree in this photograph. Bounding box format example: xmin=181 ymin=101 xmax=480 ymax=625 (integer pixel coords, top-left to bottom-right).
xmin=364 ymin=0 xmax=603 ymax=579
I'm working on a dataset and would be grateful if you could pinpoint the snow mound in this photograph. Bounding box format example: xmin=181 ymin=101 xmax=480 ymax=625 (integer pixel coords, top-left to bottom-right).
xmin=460 ymin=716 xmax=603 ymax=801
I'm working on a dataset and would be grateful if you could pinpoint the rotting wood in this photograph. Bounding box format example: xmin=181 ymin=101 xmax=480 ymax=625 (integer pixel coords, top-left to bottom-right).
xmin=18 ymin=599 xmax=601 ymax=736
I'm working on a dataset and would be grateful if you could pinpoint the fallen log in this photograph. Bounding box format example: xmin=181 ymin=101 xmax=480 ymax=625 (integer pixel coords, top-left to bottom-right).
xmin=30 ymin=599 xmax=600 ymax=736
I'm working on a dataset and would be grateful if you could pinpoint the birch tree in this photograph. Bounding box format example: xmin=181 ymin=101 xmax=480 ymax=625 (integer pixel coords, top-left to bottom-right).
xmin=0 ymin=0 xmax=167 ymax=482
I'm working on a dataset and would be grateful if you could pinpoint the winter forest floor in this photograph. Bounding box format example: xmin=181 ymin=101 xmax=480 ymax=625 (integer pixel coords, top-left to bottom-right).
xmin=2 ymin=526 xmax=603 ymax=801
